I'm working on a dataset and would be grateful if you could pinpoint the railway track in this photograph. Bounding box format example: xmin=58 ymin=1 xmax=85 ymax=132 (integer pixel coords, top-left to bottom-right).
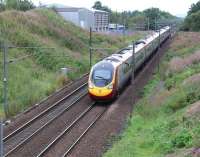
xmin=5 ymin=100 xmax=107 ymax=157
xmin=4 ymin=79 xmax=89 ymax=156
xmin=37 ymin=103 xmax=107 ymax=157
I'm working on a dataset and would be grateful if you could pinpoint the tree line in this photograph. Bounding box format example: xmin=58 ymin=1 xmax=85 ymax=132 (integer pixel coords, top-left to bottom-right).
xmin=92 ymin=1 xmax=177 ymax=30
xmin=182 ymin=0 xmax=200 ymax=31
xmin=0 ymin=0 xmax=35 ymax=12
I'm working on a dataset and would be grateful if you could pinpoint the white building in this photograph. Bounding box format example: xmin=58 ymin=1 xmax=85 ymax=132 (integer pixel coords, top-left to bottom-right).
xmin=54 ymin=7 xmax=109 ymax=31
xmin=55 ymin=7 xmax=94 ymax=30
xmin=93 ymin=9 xmax=109 ymax=31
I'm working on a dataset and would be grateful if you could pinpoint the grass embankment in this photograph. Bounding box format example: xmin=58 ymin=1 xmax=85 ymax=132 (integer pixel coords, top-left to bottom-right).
xmin=104 ymin=32 xmax=200 ymax=157
xmin=0 ymin=9 xmax=144 ymax=117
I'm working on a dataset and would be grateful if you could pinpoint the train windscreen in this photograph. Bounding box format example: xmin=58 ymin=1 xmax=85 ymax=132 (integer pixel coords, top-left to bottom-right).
xmin=92 ymin=62 xmax=114 ymax=87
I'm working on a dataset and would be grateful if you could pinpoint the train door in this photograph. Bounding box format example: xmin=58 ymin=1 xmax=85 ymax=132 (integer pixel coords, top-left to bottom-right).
xmin=117 ymin=64 xmax=124 ymax=90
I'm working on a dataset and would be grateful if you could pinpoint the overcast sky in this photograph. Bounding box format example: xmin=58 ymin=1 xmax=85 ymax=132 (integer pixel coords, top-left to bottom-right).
xmin=33 ymin=0 xmax=199 ymax=17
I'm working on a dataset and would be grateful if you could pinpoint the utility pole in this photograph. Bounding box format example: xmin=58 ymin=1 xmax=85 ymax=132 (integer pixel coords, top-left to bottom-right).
xmin=89 ymin=27 xmax=92 ymax=68
xmin=159 ymin=27 xmax=161 ymax=48
xmin=131 ymin=41 xmax=136 ymax=106
xmin=132 ymin=41 xmax=135 ymax=85
xmin=147 ymin=17 xmax=150 ymax=31
xmin=123 ymin=13 xmax=126 ymax=44
xmin=155 ymin=18 xmax=157 ymax=31
xmin=1 ymin=43 xmax=8 ymax=157
xmin=158 ymin=27 xmax=161 ymax=73
xmin=3 ymin=43 xmax=8 ymax=118
xmin=169 ymin=23 xmax=172 ymax=38
xmin=0 ymin=116 xmax=3 ymax=157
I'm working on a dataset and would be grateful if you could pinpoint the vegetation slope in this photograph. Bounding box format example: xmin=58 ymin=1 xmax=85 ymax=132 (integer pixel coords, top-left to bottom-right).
xmin=0 ymin=9 xmax=143 ymax=117
xmin=104 ymin=32 xmax=200 ymax=157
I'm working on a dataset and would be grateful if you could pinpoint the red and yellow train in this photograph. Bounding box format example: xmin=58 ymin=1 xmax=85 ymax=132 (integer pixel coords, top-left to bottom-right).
xmin=88 ymin=26 xmax=171 ymax=100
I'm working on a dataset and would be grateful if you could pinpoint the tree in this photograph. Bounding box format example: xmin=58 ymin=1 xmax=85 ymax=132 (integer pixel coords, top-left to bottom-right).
xmin=144 ymin=8 xmax=160 ymax=19
xmin=92 ymin=1 xmax=176 ymax=30
xmin=18 ymin=0 xmax=35 ymax=11
xmin=144 ymin=8 xmax=161 ymax=30
xmin=188 ymin=0 xmax=200 ymax=15
xmin=92 ymin=1 xmax=111 ymax=13
xmin=0 ymin=0 xmax=5 ymax=11
xmin=92 ymin=1 xmax=102 ymax=10
xmin=4 ymin=0 xmax=35 ymax=11
xmin=182 ymin=10 xmax=200 ymax=31
xmin=182 ymin=0 xmax=200 ymax=31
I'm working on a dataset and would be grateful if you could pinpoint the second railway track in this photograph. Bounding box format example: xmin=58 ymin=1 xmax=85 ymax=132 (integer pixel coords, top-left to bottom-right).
xmin=37 ymin=103 xmax=107 ymax=157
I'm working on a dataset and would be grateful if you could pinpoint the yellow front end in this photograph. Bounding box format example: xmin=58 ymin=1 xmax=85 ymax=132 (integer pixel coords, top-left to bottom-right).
xmin=89 ymin=85 xmax=113 ymax=97
xmin=88 ymin=65 xmax=116 ymax=100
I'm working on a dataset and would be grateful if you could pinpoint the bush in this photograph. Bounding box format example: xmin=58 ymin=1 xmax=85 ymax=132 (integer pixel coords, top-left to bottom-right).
xmin=184 ymin=83 xmax=200 ymax=104
xmin=56 ymin=75 xmax=69 ymax=87
xmin=165 ymin=89 xmax=187 ymax=112
xmin=4 ymin=0 xmax=35 ymax=11
xmin=164 ymin=82 xmax=200 ymax=112
xmin=172 ymin=129 xmax=192 ymax=148
xmin=192 ymin=125 xmax=200 ymax=147
xmin=182 ymin=10 xmax=200 ymax=31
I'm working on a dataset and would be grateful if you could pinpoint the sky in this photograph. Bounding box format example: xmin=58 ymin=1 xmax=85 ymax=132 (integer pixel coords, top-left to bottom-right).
xmin=33 ymin=0 xmax=199 ymax=17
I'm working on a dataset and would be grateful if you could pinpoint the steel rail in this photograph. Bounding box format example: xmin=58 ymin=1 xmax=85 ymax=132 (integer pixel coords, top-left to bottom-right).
xmin=4 ymin=92 xmax=88 ymax=157
xmin=62 ymin=107 xmax=107 ymax=157
xmin=4 ymin=82 xmax=88 ymax=142
xmin=36 ymin=102 xmax=96 ymax=157
xmin=21 ymin=73 xmax=88 ymax=116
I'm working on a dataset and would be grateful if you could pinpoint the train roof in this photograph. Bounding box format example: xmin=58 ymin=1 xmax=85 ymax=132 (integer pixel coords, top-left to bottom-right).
xmin=92 ymin=26 xmax=170 ymax=69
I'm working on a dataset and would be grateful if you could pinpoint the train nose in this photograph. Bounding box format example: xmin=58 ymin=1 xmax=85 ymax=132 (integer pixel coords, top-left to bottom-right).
xmin=89 ymin=87 xmax=113 ymax=97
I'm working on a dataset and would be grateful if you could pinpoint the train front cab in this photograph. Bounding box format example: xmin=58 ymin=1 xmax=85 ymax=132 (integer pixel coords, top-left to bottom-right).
xmin=88 ymin=62 xmax=117 ymax=101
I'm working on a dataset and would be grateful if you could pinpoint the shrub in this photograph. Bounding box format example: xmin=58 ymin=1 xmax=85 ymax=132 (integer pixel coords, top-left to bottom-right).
xmin=5 ymin=0 xmax=35 ymax=11
xmin=168 ymin=51 xmax=200 ymax=74
xmin=164 ymin=82 xmax=200 ymax=112
xmin=172 ymin=129 xmax=192 ymax=148
xmin=184 ymin=83 xmax=200 ymax=104
xmin=192 ymin=125 xmax=200 ymax=147
xmin=164 ymin=89 xmax=187 ymax=112
xmin=56 ymin=75 xmax=69 ymax=87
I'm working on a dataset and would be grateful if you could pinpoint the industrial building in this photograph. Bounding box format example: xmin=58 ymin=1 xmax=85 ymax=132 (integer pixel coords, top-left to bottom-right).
xmin=93 ymin=9 xmax=109 ymax=31
xmin=54 ymin=7 xmax=109 ymax=31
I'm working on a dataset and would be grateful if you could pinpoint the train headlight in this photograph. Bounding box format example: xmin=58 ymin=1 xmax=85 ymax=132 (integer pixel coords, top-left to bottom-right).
xmin=89 ymin=83 xmax=94 ymax=89
xmin=107 ymin=84 xmax=113 ymax=89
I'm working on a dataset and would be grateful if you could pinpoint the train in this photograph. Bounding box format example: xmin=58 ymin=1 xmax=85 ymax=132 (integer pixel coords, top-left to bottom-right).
xmin=88 ymin=26 xmax=171 ymax=101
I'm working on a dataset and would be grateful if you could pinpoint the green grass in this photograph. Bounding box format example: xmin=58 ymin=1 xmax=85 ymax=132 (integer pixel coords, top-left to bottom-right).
xmin=0 ymin=9 xmax=144 ymax=118
xmin=104 ymin=32 xmax=200 ymax=157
